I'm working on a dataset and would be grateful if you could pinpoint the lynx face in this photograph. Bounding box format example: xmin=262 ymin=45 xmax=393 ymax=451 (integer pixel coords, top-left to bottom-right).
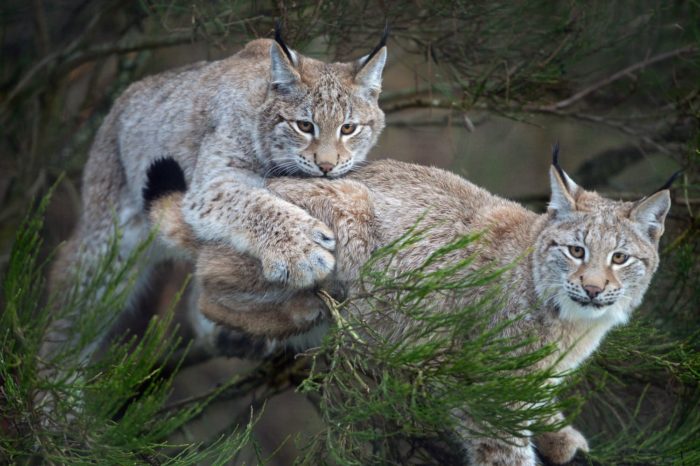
xmin=534 ymin=166 xmax=670 ymax=325
xmin=257 ymin=43 xmax=387 ymax=178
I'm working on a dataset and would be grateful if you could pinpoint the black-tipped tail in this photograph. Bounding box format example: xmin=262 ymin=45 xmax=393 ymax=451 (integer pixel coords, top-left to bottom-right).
xmin=142 ymin=157 xmax=187 ymax=211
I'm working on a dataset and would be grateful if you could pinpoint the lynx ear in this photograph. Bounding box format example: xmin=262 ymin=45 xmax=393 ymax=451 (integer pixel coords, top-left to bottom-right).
xmin=270 ymin=42 xmax=300 ymax=90
xmin=548 ymin=144 xmax=580 ymax=217
xmin=630 ymin=190 xmax=671 ymax=242
xmin=355 ymin=47 xmax=387 ymax=97
xmin=355 ymin=26 xmax=389 ymax=98
xmin=270 ymin=20 xmax=300 ymax=89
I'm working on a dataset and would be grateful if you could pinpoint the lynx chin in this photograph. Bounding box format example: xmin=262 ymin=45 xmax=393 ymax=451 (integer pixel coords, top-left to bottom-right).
xmin=42 ymin=29 xmax=388 ymax=386
xmin=147 ymin=146 xmax=673 ymax=466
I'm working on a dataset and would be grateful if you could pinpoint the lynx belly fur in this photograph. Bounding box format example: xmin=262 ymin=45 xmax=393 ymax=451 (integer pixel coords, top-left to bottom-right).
xmin=148 ymin=150 xmax=671 ymax=465
xmin=43 ymin=30 xmax=387 ymax=366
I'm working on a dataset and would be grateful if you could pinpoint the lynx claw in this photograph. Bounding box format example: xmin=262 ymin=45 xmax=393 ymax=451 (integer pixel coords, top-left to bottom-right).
xmin=258 ymin=209 xmax=336 ymax=289
xmin=262 ymin=248 xmax=335 ymax=289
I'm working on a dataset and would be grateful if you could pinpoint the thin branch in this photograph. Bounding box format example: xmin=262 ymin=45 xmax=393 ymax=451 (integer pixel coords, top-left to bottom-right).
xmin=382 ymin=97 xmax=465 ymax=114
xmin=63 ymin=32 xmax=197 ymax=70
xmin=525 ymin=108 xmax=672 ymax=155
xmin=541 ymin=45 xmax=699 ymax=111
xmin=387 ymin=114 xmax=487 ymax=130
xmin=31 ymin=0 xmax=51 ymax=57
xmin=3 ymin=7 xmax=107 ymax=107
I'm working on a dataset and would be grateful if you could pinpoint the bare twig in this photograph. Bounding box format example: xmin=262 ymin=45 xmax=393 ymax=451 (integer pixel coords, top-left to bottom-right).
xmin=3 ymin=8 xmax=107 ymax=107
xmin=382 ymin=97 xmax=465 ymax=114
xmin=541 ymin=45 xmax=698 ymax=111
xmin=526 ymin=108 xmax=673 ymax=155
xmin=63 ymin=33 xmax=197 ymax=70
xmin=31 ymin=0 xmax=51 ymax=57
xmin=387 ymin=114 xmax=487 ymax=129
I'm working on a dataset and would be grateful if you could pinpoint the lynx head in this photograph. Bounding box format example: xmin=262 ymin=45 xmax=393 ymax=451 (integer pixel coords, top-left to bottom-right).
xmin=533 ymin=146 xmax=673 ymax=326
xmin=256 ymin=27 xmax=387 ymax=178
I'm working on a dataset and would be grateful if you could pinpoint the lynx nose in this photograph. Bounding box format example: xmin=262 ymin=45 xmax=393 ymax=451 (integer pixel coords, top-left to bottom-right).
xmin=317 ymin=162 xmax=335 ymax=174
xmin=583 ymin=285 xmax=603 ymax=299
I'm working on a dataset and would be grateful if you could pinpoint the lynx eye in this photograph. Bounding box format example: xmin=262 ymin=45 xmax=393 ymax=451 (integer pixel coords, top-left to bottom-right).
xmin=296 ymin=120 xmax=314 ymax=134
xmin=340 ymin=123 xmax=357 ymax=135
xmin=611 ymin=252 xmax=629 ymax=265
xmin=568 ymin=245 xmax=585 ymax=259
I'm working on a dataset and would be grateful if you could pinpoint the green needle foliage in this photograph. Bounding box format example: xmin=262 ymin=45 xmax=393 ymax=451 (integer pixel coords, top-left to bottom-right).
xmin=0 ymin=190 xmax=254 ymax=465
xmin=298 ymin=227 xmax=581 ymax=465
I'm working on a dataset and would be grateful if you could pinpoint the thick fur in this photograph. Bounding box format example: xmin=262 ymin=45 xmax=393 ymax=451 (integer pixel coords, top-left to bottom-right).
xmin=43 ymin=37 xmax=387 ymax=369
xmin=150 ymin=158 xmax=670 ymax=465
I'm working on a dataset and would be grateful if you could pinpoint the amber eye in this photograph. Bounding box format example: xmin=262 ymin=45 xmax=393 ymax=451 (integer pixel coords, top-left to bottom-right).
xmin=296 ymin=120 xmax=314 ymax=133
xmin=568 ymin=245 xmax=585 ymax=259
xmin=340 ymin=123 xmax=357 ymax=135
xmin=611 ymin=252 xmax=629 ymax=265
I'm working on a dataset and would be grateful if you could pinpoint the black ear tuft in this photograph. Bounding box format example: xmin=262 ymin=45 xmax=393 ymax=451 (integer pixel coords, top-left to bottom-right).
xmin=143 ymin=157 xmax=187 ymax=211
xmin=274 ymin=19 xmax=295 ymax=64
xmin=654 ymin=169 xmax=683 ymax=193
xmin=362 ymin=21 xmax=390 ymax=66
xmin=551 ymin=141 xmax=566 ymax=181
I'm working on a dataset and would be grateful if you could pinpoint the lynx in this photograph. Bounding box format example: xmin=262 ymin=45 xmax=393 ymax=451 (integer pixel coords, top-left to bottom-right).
xmin=147 ymin=148 xmax=672 ymax=465
xmin=43 ymin=29 xmax=388 ymax=365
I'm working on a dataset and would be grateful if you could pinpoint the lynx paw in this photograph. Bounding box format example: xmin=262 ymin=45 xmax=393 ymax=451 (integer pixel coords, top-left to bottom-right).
xmin=535 ymin=425 xmax=589 ymax=464
xmin=260 ymin=213 xmax=335 ymax=289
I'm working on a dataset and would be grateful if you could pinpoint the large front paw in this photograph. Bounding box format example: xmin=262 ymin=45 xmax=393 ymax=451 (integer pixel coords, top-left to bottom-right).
xmin=259 ymin=213 xmax=336 ymax=289
xmin=535 ymin=425 xmax=589 ymax=464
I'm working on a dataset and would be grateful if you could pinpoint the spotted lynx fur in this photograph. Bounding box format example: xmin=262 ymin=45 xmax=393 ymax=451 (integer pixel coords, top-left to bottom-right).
xmin=148 ymin=150 xmax=671 ymax=465
xmin=42 ymin=32 xmax=387 ymax=369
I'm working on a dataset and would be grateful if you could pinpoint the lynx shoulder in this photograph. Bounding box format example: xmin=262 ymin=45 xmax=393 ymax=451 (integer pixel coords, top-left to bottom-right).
xmin=148 ymin=151 xmax=672 ymax=466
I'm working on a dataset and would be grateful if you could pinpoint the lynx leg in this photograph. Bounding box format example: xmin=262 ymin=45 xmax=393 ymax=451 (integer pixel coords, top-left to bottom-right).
xmin=151 ymin=193 xmax=338 ymax=355
xmin=40 ymin=116 xmax=163 ymax=400
xmin=268 ymin=178 xmax=379 ymax=280
xmin=533 ymin=412 xmax=589 ymax=464
xmin=180 ymin=281 xmax=327 ymax=360
xmin=465 ymin=436 xmax=536 ymax=466
xmin=193 ymin=247 xmax=330 ymax=356
xmin=173 ymin=178 xmax=377 ymax=360
xmin=451 ymin=409 xmax=536 ymax=466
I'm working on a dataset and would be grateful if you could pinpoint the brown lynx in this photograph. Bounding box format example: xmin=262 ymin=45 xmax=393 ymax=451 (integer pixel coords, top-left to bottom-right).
xmin=148 ymin=149 xmax=672 ymax=465
xmin=43 ymin=30 xmax=387 ymax=366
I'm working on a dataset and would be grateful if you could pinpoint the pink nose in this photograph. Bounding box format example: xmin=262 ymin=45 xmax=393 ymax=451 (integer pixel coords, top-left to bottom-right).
xmin=583 ymin=285 xmax=603 ymax=299
xmin=318 ymin=162 xmax=335 ymax=174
